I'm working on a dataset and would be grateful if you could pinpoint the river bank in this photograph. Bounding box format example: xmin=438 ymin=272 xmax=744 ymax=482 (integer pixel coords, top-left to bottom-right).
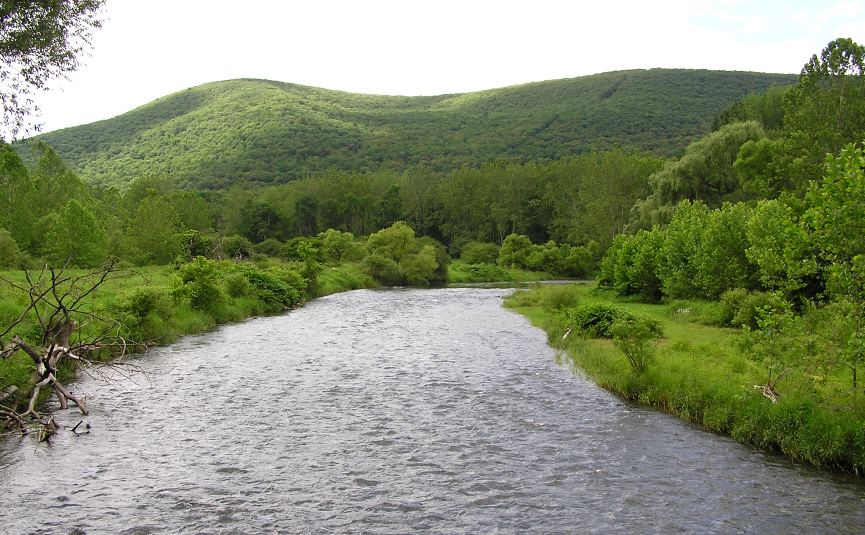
xmin=505 ymin=283 xmax=865 ymax=474
xmin=0 ymin=259 xmax=546 ymax=417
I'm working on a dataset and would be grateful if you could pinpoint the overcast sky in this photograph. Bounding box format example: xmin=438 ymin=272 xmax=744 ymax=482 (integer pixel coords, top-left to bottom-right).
xmin=31 ymin=0 xmax=865 ymax=133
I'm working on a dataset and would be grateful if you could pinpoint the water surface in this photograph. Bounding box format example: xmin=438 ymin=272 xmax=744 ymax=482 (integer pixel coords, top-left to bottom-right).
xmin=2 ymin=288 xmax=863 ymax=534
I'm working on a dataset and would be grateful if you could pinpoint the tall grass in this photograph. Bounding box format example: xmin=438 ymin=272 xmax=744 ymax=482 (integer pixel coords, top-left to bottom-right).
xmin=506 ymin=283 xmax=865 ymax=474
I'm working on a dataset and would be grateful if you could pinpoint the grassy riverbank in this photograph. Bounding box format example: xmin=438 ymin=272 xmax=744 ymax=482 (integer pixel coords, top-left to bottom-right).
xmin=505 ymin=283 xmax=865 ymax=474
xmin=0 ymin=258 xmax=550 ymax=415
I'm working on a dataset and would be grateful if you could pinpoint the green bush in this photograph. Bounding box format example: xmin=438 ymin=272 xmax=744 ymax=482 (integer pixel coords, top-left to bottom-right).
xmin=563 ymin=303 xmax=662 ymax=339
xmin=362 ymin=253 xmax=403 ymax=286
xmin=220 ymin=235 xmax=254 ymax=259
xmin=118 ymin=285 xmax=173 ymax=321
xmin=173 ymin=258 xmax=225 ymax=313
xmin=224 ymin=271 xmax=254 ymax=298
xmin=612 ymin=315 xmax=662 ymax=374
xmin=233 ymin=264 xmax=305 ymax=308
xmin=451 ymin=262 xmax=510 ymax=282
xmin=254 ymin=238 xmax=284 ymax=258
xmin=720 ymin=288 xmax=788 ymax=329
xmin=460 ymin=242 xmax=500 ymax=264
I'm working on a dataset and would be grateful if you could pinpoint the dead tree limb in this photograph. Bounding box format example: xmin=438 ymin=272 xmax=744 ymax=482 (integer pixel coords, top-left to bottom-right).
xmin=0 ymin=260 xmax=147 ymax=435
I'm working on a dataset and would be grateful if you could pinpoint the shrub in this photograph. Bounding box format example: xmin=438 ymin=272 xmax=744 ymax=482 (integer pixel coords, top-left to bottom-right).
xmin=173 ymin=258 xmax=224 ymax=313
xmin=254 ymin=238 xmax=284 ymax=258
xmin=118 ymin=286 xmax=173 ymax=321
xmin=720 ymin=288 xmax=789 ymax=329
xmin=563 ymin=303 xmax=662 ymax=339
xmin=498 ymin=233 xmax=536 ymax=269
xmin=233 ymin=264 xmax=305 ymax=308
xmin=223 ymin=271 xmax=254 ymax=298
xmin=450 ymin=262 xmax=511 ymax=283
xmin=612 ymin=316 xmax=662 ymax=374
xmin=362 ymin=253 xmax=403 ymax=286
xmin=460 ymin=242 xmax=500 ymax=264
xmin=220 ymin=235 xmax=254 ymax=259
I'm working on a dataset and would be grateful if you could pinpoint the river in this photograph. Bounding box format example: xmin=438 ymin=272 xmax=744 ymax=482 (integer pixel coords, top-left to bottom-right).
xmin=1 ymin=288 xmax=864 ymax=534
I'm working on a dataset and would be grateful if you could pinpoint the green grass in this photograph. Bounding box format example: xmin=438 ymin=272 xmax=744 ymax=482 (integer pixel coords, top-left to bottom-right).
xmin=315 ymin=263 xmax=378 ymax=297
xmin=19 ymin=70 xmax=795 ymax=189
xmin=447 ymin=261 xmax=551 ymax=284
xmin=506 ymin=282 xmax=865 ymax=474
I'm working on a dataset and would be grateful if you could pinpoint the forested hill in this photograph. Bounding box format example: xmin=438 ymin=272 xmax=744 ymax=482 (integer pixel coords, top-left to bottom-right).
xmin=25 ymin=69 xmax=795 ymax=189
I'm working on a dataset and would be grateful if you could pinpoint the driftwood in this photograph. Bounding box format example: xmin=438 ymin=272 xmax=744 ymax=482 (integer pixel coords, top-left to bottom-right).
xmin=0 ymin=261 xmax=146 ymax=439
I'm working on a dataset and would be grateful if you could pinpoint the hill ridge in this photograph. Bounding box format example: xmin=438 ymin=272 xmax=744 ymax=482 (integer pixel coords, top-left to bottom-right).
xmin=25 ymin=69 xmax=796 ymax=189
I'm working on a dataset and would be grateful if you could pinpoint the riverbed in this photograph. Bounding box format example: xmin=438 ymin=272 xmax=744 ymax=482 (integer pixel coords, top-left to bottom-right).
xmin=2 ymin=288 xmax=863 ymax=534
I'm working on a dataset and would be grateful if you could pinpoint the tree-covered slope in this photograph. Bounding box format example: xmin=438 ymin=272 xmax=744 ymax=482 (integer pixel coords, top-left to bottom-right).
xmin=27 ymin=69 xmax=795 ymax=189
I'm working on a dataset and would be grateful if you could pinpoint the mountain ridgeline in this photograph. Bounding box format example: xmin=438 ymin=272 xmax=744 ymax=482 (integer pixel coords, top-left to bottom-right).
xmin=28 ymin=69 xmax=794 ymax=189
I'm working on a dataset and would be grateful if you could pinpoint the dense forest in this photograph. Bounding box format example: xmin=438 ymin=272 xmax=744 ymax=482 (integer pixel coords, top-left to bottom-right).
xmin=16 ymin=69 xmax=793 ymax=189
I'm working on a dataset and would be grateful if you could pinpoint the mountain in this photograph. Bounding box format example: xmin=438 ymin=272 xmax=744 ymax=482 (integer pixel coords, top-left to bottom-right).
xmin=25 ymin=69 xmax=796 ymax=189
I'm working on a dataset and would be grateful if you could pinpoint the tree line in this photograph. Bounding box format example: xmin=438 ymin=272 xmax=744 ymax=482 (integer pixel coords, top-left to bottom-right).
xmin=0 ymin=141 xmax=663 ymax=271
xmin=598 ymin=38 xmax=865 ymax=399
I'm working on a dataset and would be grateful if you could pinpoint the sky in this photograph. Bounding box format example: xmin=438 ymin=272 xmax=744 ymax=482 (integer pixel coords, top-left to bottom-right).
xmin=31 ymin=0 xmax=865 ymax=133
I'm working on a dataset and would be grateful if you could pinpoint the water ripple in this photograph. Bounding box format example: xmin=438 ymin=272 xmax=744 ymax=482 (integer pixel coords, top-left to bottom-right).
xmin=1 ymin=288 xmax=864 ymax=534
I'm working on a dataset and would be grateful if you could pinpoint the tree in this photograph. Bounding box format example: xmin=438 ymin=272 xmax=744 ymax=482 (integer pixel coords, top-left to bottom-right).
xmin=363 ymin=222 xmax=441 ymax=286
xmin=0 ymin=0 xmax=105 ymax=138
xmin=318 ymin=228 xmax=360 ymax=263
xmin=44 ymin=198 xmax=106 ymax=267
xmin=779 ymin=38 xmax=865 ymax=187
xmin=0 ymin=227 xmax=22 ymax=267
xmin=630 ymin=122 xmax=764 ymax=228
xmin=746 ymin=198 xmax=818 ymax=300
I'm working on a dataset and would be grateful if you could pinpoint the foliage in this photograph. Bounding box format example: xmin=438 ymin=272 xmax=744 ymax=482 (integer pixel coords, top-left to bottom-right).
xmin=805 ymin=144 xmax=865 ymax=269
xmin=253 ymin=237 xmax=284 ymax=258
xmin=738 ymin=304 xmax=802 ymax=396
xmin=318 ymin=228 xmax=362 ymax=263
xmin=712 ymin=85 xmax=789 ymax=132
xmin=44 ymin=198 xmax=106 ymax=267
xmin=172 ymin=257 xmax=224 ymax=313
xmin=719 ymin=288 xmax=788 ymax=329
xmin=20 ymin=70 xmax=794 ymax=189
xmin=0 ymin=228 xmax=24 ymax=267
xmin=459 ymin=241 xmax=499 ymax=264
xmin=0 ymin=0 xmax=105 ymax=138
xmin=219 ymin=234 xmax=254 ymax=259
xmin=611 ymin=315 xmax=662 ymax=374
xmin=598 ymin=229 xmax=663 ymax=301
xmin=779 ymin=38 xmax=865 ymax=188
xmin=230 ymin=263 xmax=305 ymax=309
xmin=745 ymin=198 xmax=818 ymax=299
xmin=631 ymin=121 xmax=765 ymax=228
xmin=362 ymin=222 xmax=443 ymax=286
xmin=562 ymin=302 xmax=661 ymax=339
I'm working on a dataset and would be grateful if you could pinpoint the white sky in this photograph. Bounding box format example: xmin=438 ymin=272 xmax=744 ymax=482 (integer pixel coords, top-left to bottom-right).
xmin=31 ymin=0 xmax=865 ymax=133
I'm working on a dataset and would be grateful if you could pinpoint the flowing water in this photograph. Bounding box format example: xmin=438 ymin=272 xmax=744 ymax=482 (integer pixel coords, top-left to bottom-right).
xmin=1 ymin=288 xmax=864 ymax=534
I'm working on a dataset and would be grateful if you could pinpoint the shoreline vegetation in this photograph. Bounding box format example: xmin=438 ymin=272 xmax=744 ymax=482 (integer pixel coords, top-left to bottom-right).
xmin=0 ymin=250 xmax=551 ymax=422
xmin=505 ymin=283 xmax=865 ymax=475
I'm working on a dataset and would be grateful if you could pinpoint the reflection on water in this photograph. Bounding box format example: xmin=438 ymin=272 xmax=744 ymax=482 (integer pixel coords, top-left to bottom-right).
xmin=1 ymin=288 xmax=864 ymax=534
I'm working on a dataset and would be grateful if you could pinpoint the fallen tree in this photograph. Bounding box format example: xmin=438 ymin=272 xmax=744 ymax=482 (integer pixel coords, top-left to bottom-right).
xmin=0 ymin=260 xmax=143 ymax=440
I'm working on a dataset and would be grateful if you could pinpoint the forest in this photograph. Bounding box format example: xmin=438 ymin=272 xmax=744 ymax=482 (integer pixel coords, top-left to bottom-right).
xmin=16 ymin=69 xmax=793 ymax=189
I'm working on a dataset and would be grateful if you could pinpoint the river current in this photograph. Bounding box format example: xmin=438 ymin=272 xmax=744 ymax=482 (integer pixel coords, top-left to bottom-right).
xmin=1 ymin=288 xmax=864 ymax=534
